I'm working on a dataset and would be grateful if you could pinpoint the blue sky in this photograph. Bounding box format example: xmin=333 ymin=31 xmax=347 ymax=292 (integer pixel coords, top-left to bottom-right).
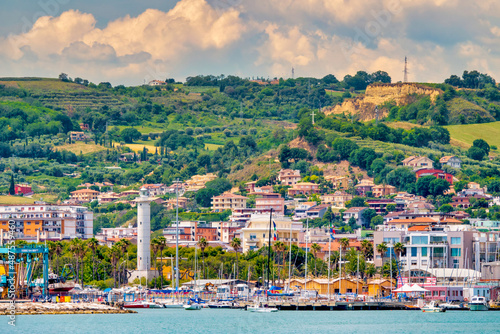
xmin=1 ymin=0 xmax=500 ymax=86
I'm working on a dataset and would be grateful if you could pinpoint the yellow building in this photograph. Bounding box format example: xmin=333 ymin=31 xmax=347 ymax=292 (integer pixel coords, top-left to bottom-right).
xmin=70 ymin=188 xmax=100 ymax=202
xmin=289 ymin=278 xmax=360 ymax=295
xmin=325 ymin=175 xmax=350 ymax=189
xmin=185 ymin=173 xmax=217 ymax=192
xmin=365 ymin=279 xmax=394 ymax=297
xmin=241 ymin=215 xmax=302 ymax=252
xmin=211 ymin=193 xmax=248 ymax=212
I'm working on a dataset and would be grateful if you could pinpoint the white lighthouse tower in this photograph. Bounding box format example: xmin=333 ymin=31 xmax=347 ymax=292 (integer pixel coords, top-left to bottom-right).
xmin=136 ymin=187 xmax=151 ymax=271
xmin=129 ymin=187 xmax=153 ymax=282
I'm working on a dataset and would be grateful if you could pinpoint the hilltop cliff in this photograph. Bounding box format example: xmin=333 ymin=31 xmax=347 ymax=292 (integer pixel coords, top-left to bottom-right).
xmin=324 ymin=83 xmax=443 ymax=121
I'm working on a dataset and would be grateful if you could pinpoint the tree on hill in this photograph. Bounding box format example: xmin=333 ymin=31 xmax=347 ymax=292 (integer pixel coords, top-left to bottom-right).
xmin=346 ymin=197 xmax=367 ymax=208
xmin=473 ymin=139 xmax=490 ymax=155
xmin=121 ymin=128 xmax=142 ymax=143
xmin=467 ymin=146 xmax=486 ymax=161
xmin=332 ymin=138 xmax=358 ymax=160
xmin=9 ymin=173 xmax=15 ymax=195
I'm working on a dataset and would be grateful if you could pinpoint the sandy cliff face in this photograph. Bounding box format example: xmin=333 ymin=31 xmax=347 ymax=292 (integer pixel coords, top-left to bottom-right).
xmin=324 ymin=83 xmax=442 ymax=121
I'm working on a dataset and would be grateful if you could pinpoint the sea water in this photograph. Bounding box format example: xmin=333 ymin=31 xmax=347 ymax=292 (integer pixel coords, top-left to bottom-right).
xmin=4 ymin=309 xmax=500 ymax=333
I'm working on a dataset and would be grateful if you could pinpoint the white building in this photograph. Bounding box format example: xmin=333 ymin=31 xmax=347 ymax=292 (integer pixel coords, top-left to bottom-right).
xmin=0 ymin=204 xmax=93 ymax=242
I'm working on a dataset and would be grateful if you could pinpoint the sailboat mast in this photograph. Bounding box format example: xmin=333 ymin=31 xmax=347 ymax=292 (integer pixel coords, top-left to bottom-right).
xmin=327 ymin=224 xmax=331 ymax=301
xmin=305 ymin=218 xmax=308 ymax=291
xmin=288 ymin=219 xmax=292 ymax=291
xmin=267 ymin=208 xmax=273 ymax=299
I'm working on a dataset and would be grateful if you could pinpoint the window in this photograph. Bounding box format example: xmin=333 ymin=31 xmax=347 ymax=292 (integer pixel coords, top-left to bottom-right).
xmin=421 ymin=247 xmax=427 ymax=257
xmin=412 ymin=236 xmax=428 ymax=244
xmin=411 ymin=247 xmax=417 ymax=257
xmin=451 ymin=248 xmax=461 ymax=257
xmin=451 ymin=237 xmax=461 ymax=245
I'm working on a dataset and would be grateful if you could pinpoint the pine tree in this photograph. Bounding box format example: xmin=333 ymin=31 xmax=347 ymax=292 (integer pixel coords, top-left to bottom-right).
xmin=9 ymin=174 xmax=15 ymax=195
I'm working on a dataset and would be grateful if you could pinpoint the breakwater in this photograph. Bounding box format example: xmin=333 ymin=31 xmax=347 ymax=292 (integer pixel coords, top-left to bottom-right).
xmin=0 ymin=301 xmax=136 ymax=315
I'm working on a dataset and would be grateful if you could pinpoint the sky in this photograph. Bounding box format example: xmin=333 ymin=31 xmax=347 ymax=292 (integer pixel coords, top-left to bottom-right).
xmin=1 ymin=0 xmax=500 ymax=86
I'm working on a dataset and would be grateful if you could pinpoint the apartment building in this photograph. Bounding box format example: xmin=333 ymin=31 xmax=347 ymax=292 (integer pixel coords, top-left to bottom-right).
xmin=0 ymin=204 xmax=93 ymax=242
xmin=374 ymin=224 xmax=500 ymax=274
xmin=211 ymin=193 xmax=248 ymax=212
xmin=278 ymin=169 xmax=302 ymax=185
xmin=288 ymin=182 xmax=320 ymax=196
xmin=372 ymin=184 xmax=397 ymax=197
xmin=70 ymin=189 xmax=100 ymax=203
xmin=241 ymin=215 xmax=302 ymax=252
xmin=255 ymin=193 xmax=285 ymax=214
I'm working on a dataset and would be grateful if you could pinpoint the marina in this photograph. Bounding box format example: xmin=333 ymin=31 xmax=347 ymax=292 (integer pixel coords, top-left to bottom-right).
xmin=6 ymin=308 xmax=500 ymax=334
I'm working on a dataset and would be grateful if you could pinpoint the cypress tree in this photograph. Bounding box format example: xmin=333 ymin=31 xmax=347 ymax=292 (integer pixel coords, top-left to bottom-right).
xmin=9 ymin=174 xmax=15 ymax=195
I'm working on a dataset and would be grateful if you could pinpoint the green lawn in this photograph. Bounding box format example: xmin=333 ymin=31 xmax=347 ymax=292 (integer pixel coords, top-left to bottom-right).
xmin=445 ymin=122 xmax=500 ymax=149
xmin=115 ymin=124 xmax=167 ymax=134
xmin=205 ymin=143 xmax=223 ymax=150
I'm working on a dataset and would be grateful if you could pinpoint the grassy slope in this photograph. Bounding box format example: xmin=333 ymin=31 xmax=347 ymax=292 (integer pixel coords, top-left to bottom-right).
xmin=446 ymin=122 xmax=500 ymax=149
xmin=0 ymin=194 xmax=58 ymax=204
xmin=57 ymin=143 xmax=107 ymax=155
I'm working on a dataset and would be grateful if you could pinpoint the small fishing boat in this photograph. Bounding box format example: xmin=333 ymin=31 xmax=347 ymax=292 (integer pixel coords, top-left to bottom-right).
xmin=422 ymin=301 xmax=445 ymax=313
xmin=183 ymin=302 xmax=202 ymax=310
xmin=207 ymin=301 xmax=233 ymax=309
xmin=440 ymin=302 xmax=464 ymax=310
xmin=469 ymin=296 xmax=489 ymax=311
xmin=247 ymin=303 xmax=278 ymax=313
xmin=123 ymin=301 xmax=163 ymax=309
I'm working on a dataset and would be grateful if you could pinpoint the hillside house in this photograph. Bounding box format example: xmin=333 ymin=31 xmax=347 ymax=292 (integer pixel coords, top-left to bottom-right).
xmin=355 ymin=179 xmax=374 ymax=196
xmin=415 ymin=168 xmax=453 ymax=184
xmin=402 ymin=156 xmax=434 ymax=170
xmin=288 ymin=182 xmax=320 ymax=196
xmin=278 ymin=169 xmax=302 ymax=185
xmin=343 ymin=207 xmax=369 ymax=227
xmin=440 ymin=156 xmax=461 ymax=169
xmin=372 ymin=184 xmax=397 ymax=197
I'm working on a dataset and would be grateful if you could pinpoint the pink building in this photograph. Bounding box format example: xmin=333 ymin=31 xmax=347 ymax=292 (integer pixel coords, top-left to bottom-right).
xmin=288 ymin=182 xmax=320 ymax=196
xmin=255 ymin=193 xmax=285 ymax=214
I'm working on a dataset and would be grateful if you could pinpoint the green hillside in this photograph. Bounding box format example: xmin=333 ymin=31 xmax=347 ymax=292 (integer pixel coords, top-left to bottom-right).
xmin=446 ymin=122 xmax=500 ymax=149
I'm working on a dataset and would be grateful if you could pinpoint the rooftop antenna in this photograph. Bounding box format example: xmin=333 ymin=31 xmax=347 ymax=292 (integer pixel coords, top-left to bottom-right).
xmin=403 ymin=56 xmax=409 ymax=83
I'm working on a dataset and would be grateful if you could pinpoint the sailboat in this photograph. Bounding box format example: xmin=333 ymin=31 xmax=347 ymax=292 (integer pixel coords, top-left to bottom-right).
xmin=248 ymin=209 xmax=279 ymax=313
xmin=184 ymin=245 xmax=202 ymax=310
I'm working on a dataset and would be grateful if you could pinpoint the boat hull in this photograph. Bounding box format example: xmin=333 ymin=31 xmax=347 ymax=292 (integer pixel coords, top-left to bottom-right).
xmin=469 ymin=304 xmax=489 ymax=311
xmin=183 ymin=304 xmax=202 ymax=310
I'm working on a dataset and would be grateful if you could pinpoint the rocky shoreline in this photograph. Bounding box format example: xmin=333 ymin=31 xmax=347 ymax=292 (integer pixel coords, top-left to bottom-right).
xmin=0 ymin=302 xmax=137 ymax=315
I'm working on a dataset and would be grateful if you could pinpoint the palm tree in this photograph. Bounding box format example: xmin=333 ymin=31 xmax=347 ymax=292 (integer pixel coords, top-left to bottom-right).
xmin=54 ymin=241 xmax=64 ymax=276
xmin=198 ymin=237 xmax=208 ymax=279
xmin=151 ymin=238 xmax=160 ymax=288
xmin=273 ymin=241 xmax=286 ymax=283
xmin=157 ymin=236 xmax=167 ymax=288
xmin=110 ymin=244 xmax=122 ymax=288
xmin=310 ymin=243 xmax=321 ymax=277
xmin=361 ymin=239 xmax=373 ymax=261
xmin=69 ymin=238 xmax=86 ymax=286
xmin=339 ymin=238 xmax=350 ymax=253
xmin=376 ymin=242 xmax=388 ymax=268
xmin=119 ymin=239 xmax=131 ymax=285
xmin=87 ymin=238 xmax=99 ymax=282
xmin=230 ymin=237 xmax=241 ymax=279
xmin=393 ymin=242 xmax=405 ymax=260
xmin=364 ymin=263 xmax=376 ymax=278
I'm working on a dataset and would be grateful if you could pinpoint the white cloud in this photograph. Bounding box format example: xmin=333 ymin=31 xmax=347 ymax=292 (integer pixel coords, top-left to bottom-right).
xmin=1 ymin=0 xmax=500 ymax=84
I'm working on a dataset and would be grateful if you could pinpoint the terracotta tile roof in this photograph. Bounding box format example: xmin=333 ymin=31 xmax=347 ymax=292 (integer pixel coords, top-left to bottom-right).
xmin=388 ymin=217 xmax=437 ymax=224
xmin=408 ymin=225 xmax=430 ymax=231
